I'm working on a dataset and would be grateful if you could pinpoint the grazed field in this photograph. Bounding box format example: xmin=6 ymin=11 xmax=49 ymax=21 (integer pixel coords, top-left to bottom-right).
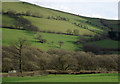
xmin=2 ymin=28 xmax=79 ymax=51
xmin=2 ymin=28 xmax=118 ymax=51
xmin=88 ymin=39 xmax=118 ymax=48
xmin=24 ymin=16 xmax=95 ymax=35
xmin=2 ymin=73 xmax=118 ymax=82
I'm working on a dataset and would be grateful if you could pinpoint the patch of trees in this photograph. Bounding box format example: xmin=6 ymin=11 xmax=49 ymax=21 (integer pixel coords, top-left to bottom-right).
xmin=2 ymin=43 xmax=118 ymax=72
xmin=34 ymin=33 xmax=47 ymax=43
xmin=73 ymin=29 xmax=79 ymax=35
xmin=47 ymin=16 xmax=69 ymax=21
xmin=82 ymin=43 xmax=120 ymax=55
xmin=75 ymin=34 xmax=119 ymax=54
xmin=85 ymin=20 xmax=108 ymax=30
xmin=108 ymin=31 xmax=120 ymax=41
xmin=37 ymin=29 xmax=80 ymax=36
xmin=82 ymin=44 xmax=103 ymax=54
xmin=2 ymin=10 xmax=18 ymax=18
xmin=11 ymin=38 xmax=31 ymax=73
xmin=14 ymin=16 xmax=39 ymax=31
xmin=25 ymin=10 xmax=43 ymax=18
xmin=2 ymin=9 xmax=43 ymax=18
xmin=66 ymin=29 xmax=73 ymax=35
xmin=2 ymin=46 xmax=43 ymax=72
xmin=66 ymin=29 xmax=80 ymax=35
xmin=76 ymin=34 xmax=108 ymax=44
xmin=38 ymin=30 xmax=69 ymax=36
xmin=72 ymin=22 xmax=102 ymax=35
xmin=73 ymin=22 xmax=88 ymax=29
xmin=100 ymin=19 xmax=113 ymax=30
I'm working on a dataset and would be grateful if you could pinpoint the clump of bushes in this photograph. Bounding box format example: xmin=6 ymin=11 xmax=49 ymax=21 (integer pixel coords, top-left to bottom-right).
xmin=39 ymin=39 xmax=47 ymax=43
xmin=47 ymin=16 xmax=69 ymax=21
xmin=34 ymin=33 xmax=47 ymax=43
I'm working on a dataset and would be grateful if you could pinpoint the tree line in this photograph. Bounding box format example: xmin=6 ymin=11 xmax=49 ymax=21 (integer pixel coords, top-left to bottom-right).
xmin=47 ymin=16 xmax=69 ymax=21
xmin=2 ymin=10 xmax=39 ymax=31
xmin=75 ymin=35 xmax=119 ymax=54
xmin=2 ymin=38 xmax=118 ymax=73
xmin=72 ymin=22 xmax=102 ymax=35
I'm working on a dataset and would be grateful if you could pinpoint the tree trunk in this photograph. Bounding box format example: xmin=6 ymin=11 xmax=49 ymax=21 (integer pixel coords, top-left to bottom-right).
xmin=19 ymin=57 xmax=23 ymax=73
xmin=19 ymin=49 xmax=23 ymax=73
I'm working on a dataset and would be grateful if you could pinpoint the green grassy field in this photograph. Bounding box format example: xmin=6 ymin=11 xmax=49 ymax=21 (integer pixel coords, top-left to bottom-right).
xmin=2 ymin=73 xmax=118 ymax=82
xmin=24 ymin=16 xmax=95 ymax=35
xmin=2 ymin=28 xmax=118 ymax=51
xmin=2 ymin=28 xmax=80 ymax=51
xmin=88 ymin=39 xmax=118 ymax=48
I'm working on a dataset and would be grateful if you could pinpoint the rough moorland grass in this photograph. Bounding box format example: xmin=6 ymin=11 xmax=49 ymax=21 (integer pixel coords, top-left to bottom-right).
xmin=2 ymin=73 xmax=118 ymax=82
xmin=2 ymin=2 xmax=87 ymax=20
xmin=88 ymin=39 xmax=118 ymax=48
xmin=2 ymin=28 xmax=80 ymax=51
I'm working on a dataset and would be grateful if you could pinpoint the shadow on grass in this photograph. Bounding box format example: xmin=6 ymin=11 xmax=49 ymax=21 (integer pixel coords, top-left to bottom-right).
xmin=66 ymin=41 xmax=76 ymax=44
xmin=31 ymin=40 xmax=42 ymax=43
xmin=23 ymin=30 xmax=34 ymax=36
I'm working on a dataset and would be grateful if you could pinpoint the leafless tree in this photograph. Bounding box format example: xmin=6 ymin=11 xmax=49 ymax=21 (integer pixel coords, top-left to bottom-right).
xmin=12 ymin=37 xmax=30 ymax=73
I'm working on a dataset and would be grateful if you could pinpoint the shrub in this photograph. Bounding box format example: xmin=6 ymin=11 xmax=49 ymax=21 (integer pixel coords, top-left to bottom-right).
xmin=39 ymin=39 xmax=47 ymax=43
xmin=58 ymin=41 xmax=64 ymax=48
xmin=66 ymin=29 xmax=72 ymax=34
xmin=73 ymin=29 xmax=79 ymax=35
xmin=34 ymin=33 xmax=47 ymax=43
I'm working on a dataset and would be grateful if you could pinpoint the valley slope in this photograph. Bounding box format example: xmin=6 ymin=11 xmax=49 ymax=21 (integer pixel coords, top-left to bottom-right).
xmin=2 ymin=2 xmax=118 ymax=52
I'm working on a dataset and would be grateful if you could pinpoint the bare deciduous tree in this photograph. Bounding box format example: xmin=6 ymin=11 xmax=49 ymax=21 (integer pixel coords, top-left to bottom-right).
xmin=12 ymin=37 xmax=30 ymax=73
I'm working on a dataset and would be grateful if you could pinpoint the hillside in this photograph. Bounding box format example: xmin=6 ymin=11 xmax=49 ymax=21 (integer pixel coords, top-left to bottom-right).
xmin=2 ymin=2 xmax=119 ymax=53
xmin=2 ymin=2 xmax=112 ymax=35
